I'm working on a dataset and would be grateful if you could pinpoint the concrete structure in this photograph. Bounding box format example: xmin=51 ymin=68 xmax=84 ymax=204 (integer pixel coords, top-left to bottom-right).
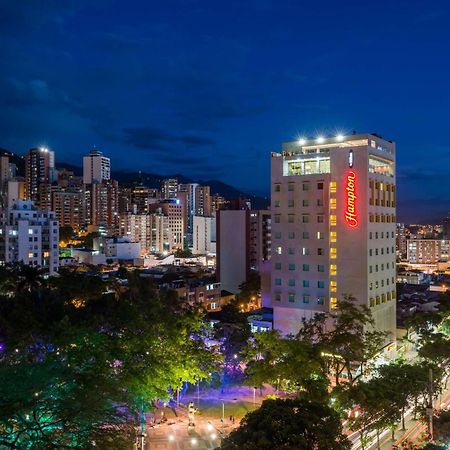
xmin=192 ymin=215 xmax=216 ymax=255
xmin=86 ymin=179 xmax=119 ymax=228
xmin=407 ymin=239 xmax=450 ymax=264
xmin=24 ymin=147 xmax=55 ymax=204
xmin=93 ymin=236 xmax=140 ymax=260
xmin=161 ymin=178 xmax=178 ymax=199
xmin=270 ymin=133 xmax=396 ymax=338
xmin=120 ymin=212 xmax=170 ymax=255
xmin=0 ymin=200 xmax=59 ymax=274
xmin=217 ymin=209 xmax=271 ymax=293
xmin=149 ymin=199 xmax=184 ymax=250
xmin=83 ymin=149 xmax=110 ymax=184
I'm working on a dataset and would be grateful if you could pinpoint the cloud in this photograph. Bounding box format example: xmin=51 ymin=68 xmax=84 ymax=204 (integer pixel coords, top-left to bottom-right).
xmin=122 ymin=126 xmax=215 ymax=151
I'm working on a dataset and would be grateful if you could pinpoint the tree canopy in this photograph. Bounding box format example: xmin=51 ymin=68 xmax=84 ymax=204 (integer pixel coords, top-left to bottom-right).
xmin=220 ymin=398 xmax=351 ymax=450
xmin=0 ymin=264 xmax=216 ymax=449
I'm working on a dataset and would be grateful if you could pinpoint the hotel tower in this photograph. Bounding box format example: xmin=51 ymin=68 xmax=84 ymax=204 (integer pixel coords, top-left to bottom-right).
xmin=270 ymin=133 xmax=396 ymax=340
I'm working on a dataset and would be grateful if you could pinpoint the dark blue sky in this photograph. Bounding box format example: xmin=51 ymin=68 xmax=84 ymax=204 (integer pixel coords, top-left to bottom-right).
xmin=1 ymin=0 xmax=449 ymax=222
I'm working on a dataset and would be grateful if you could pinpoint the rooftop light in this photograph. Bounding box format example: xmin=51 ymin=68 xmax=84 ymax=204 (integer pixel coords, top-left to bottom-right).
xmin=298 ymin=137 xmax=306 ymax=145
xmin=316 ymin=136 xmax=325 ymax=144
xmin=336 ymin=134 xmax=344 ymax=141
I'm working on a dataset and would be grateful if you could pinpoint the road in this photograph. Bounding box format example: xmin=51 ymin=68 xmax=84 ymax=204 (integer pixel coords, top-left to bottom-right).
xmin=348 ymin=387 xmax=450 ymax=450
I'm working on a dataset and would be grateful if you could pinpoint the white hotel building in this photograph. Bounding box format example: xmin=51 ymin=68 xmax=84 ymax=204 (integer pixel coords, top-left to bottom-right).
xmin=270 ymin=133 xmax=396 ymax=339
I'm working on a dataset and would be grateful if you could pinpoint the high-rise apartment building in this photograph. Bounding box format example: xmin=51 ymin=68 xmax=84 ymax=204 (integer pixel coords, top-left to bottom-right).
xmin=120 ymin=212 xmax=170 ymax=254
xmin=24 ymin=147 xmax=55 ymax=204
xmin=83 ymin=149 xmax=110 ymax=184
xmin=87 ymin=180 xmax=119 ymax=229
xmin=161 ymin=178 xmax=178 ymax=199
xmin=217 ymin=209 xmax=271 ymax=293
xmin=0 ymin=200 xmax=59 ymax=274
xmin=407 ymin=239 xmax=449 ymax=264
xmin=270 ymin=133 xmax=396 ymax=338
xmin=195 ymin=185 xmax=212 ymax=216
xmin=192 ymin=215 xmax=216 ymax=255
xmin=148 ymin=199 xmax=184 ymax=250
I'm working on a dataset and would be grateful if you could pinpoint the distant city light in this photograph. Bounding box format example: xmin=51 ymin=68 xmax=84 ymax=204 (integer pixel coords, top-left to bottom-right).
xmin=316 ymin=136 xmax=325 ymax=144
xmin=298 ymin=137 xmax=306 ymax=145
xmin=336 ymin=134 xmax=344 ymax=141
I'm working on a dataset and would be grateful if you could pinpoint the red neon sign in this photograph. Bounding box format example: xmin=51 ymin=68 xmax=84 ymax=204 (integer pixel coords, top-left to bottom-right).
xmin=345 ymin=171 xmax=358 ymax=228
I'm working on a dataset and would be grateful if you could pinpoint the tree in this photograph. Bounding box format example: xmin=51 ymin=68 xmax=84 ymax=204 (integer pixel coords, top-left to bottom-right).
xmin=299 ymin=296 xmax=387 ymax=386
xmin=244 ymin=329 xmax=328 ymax=399
xmin=220 ymin=398 xmax=351 ymax=450
xmin=433 ymin=410 xmax=450 ymax=445
xmin=59 ymin=225 xmax=74 ymax=243
xmin=0 ymin=266 xmax=217 ymax=449
xmin=236 ymin=271 xmax=261 ymax=308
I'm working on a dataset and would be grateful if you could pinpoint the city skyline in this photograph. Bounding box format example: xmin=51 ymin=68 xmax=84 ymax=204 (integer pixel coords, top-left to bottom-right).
xmin=1 ymin=1 xmax=450 ymax=223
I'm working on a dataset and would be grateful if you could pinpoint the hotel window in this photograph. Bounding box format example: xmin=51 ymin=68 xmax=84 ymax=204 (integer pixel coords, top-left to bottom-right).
xmin=376 ymin=296 xmax=381 ymax=305
xmin=288 ymin=263 xmax=296 ymax=271
xmin=330 ymin=248 xmax=337 ymax=259
xmin=330 ymin=215 xmax=337 ymax=226
xmin=302 ymin=214 xmax=310 ymax=223
xmin=375 ymin=281 xmax=379 ymax=288
xmin=288 ymin=199 xmax=295 ymax=207
xmin=288 ymin=293 xmax=296 ymax=302
xmin=317 ymin=231 xmax=325 ymax=239
xmin=317 ymin=248 xmax=324 ymax=256
xmin=381 ymin=293 xmax=386 ymax=303
xmin=303 ymin=231 xmax=310 ymax=239
xmin=375 ymin=248 xmax=378 ymax=255
xmin=302 ymin=247 xmax=309 ymax=255
xmin=329 ymin=181 xmax=337 ymax=193
xmin=288 ymin=247 xmax=295 ymax=255
xmin=274 ymin=200 xmax=280 ymax=208
xmin=369 ymin=214 xmax=374 ymax=223
xmin=274 ymin=293 xmax=281 ymax=302
xmin=288 ymin=231 xmax=295 ymax=239
xmin=302 ymin=264 xmax=310 ymax=271
xmin=375 ymin=265 xmax=379 ymax=272
xmin=302 ymin=182 xmax=310 ymax=191
xmin=330 ymin=280 xmax=337 ymax=292
xmin=369 ymin=249 xmax=373 ymax=256
xmin=317 ymin=281 xmax=325 ymax=288
xmin=318 ymin=264 xmax=325 ymax=272
xmin=303 ymin=199 xmax=309 ymax=207
xmin=329 ymin=198 xmax=336 ymax=209
xmin=369 ymin=282 xmax=373 ymax=290
xmin=28 ymin=252 xmax=33 ymax=258
xmin=274 ymin=184 xmax=281 ymax=192
xmin=317 ymin=215 xmax=324 ymax=223
xmin=288 ymin=214 xmax=295 ymax=223
xmin=275 ymin=278 xmax=282 ymax=286
xmin=303 ymin=295 xmax=310 ymax=304
xmin=303 ymin=280 xmax=309 ymax=287
xmin=330 ymin=264 xmax=337 ymax=276
xmin=369 ymin=266 xmax=373 ymax=273
xmin=275 ymin=231 xmax=281 ymax=239
xmin=317 ymin=182 xmax=324 ymax=190
xmin=330 ymin=297 xmax=337 ymax=309
xmin=274 ymin=214 xmax=281 ymax=223
xmin=288 ymin=183 xmax=295 ymax=191
xmin=330 ymin=231 xmax=337 ymax=242
xmin=288 ymin=279 xmax=295 ymax=286
xmin=317 ymin=296 xmax=324 ymax=305
xmin=317 ymin=198 xmax=324 ymax=206
xmin=274 ymin=262 xmax=281 ymax=270
xmin=387 ymin=292 xmax=391 ymax=301
xmin=275 ymin=246 xmax=282 ymax=255
xmin=370 ymin=297 xmax=375 ymax=307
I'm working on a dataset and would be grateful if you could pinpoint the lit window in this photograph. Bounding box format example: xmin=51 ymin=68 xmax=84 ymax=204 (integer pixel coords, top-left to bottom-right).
xmin=317 ymin=232 xmax=325 ymax=239
xmin=330 ymin=264 xmax=337 ymax=276
xmin=28 ymin=252 xmax=33 ymax=258
xmin=330 ymin=280 xmax=337 ymax=292
xmin=275 ymin=246 xmax=282 ymax=255
xmin=330 ymin=297 xmax=337 ymax=309
xmin=330 ymin=248 xmax=337 ymax=259
xmin=302 ymin=247 xmax=309 ymax=255
xmin=330 ymin=215 xmax=337 ymax=226
xmin=28 ymin=229 xmax=33 ymax=235
xmin=329 ymin=181 xmax=337 ymax=193
xmin=330 ymin=231 xmax=337 ymax=243
xmin=329 ymin=198 xmax=336 ymax=209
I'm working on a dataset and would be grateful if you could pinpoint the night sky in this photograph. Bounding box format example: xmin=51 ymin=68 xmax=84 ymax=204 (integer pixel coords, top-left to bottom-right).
xmin=1 ymin=0 xmax=449 ymax=222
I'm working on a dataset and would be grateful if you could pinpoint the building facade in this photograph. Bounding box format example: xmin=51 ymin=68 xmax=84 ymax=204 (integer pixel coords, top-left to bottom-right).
xmin=192 ymin=215 xmax=216 ymax=255
xmin=0 ymin=200 xmax=59 ymax=274
xmin=407 ymin=239 xmax=450 ymax=264
xmin=83 ymin=149 xmax=111 ymax=184
xmin=270 ymin=133 xmax=396 ymax=338
xmin=24 ymin=147 xmax=55 ymax=204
